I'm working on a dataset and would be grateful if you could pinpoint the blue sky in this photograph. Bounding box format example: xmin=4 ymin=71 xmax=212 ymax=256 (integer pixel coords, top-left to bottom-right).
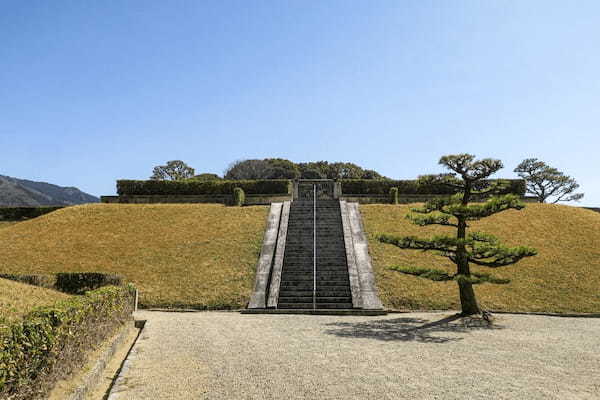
xmin=1 ymin=1 xmax=598 ymax=205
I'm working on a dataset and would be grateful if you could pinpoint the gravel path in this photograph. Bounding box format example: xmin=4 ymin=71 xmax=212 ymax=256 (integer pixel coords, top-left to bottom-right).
xmin=108 ymin=311 xmax=600 ymax=400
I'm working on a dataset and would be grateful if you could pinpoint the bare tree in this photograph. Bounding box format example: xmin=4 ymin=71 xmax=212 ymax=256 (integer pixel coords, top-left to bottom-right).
xmin=514 ymin=158 xmax=584 ymax=203
xmin=150 ymin=160 xmax=195 ymax=181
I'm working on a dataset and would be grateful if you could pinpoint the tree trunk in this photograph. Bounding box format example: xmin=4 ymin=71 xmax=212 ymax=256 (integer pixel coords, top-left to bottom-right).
xmin=457 ymin=278 xmax=480 ymax=315
xmin=455 ymin=182 xmax=480 ymax=315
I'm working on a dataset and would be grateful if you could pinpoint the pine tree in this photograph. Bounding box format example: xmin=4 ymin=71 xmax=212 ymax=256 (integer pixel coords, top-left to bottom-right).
xmin=379 ymin=154 xmax=537 ymax=315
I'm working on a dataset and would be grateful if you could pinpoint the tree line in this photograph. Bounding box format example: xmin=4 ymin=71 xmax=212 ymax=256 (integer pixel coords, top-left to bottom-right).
xmin=149 ymin=157 xmax=583 ymax=204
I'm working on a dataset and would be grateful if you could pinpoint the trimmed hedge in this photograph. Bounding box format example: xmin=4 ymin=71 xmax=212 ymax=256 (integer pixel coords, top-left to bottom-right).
xmin=0 ymin=285 xmax=134 ymax=399
xmin=341 ymin=179 xmax=526 ymax=196
xmin=0 ymin=207 xmax=64 ymax=221
xmin=0 ymin=273 xmax=124 ymax=294
xmin=389 ymin=187 xmax=399 ymax=204
xmin=233 ymin=187 xmax=245 ymax=207
xmin=116 ymin=179 xmax=291 ymax=196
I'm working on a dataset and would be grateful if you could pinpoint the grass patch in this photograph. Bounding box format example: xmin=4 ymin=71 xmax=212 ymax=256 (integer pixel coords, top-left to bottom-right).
xmin=0 ymin=203 xmax=268 ymax=309
xmin=362 ymin=203 xmax=600 ymax=313
xmin=0 ymin=278 xmax=70 ymax=322
xmin=0 ymin=221 xmax=18 ymax=229
xmin=390 ymin=266 xmax=510 ymax=284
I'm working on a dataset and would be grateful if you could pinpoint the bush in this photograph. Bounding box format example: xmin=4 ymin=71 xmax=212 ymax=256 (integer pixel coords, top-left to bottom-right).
xmin=389 ymin=187 xmax=399 ymax=204
xmin=116 ymin=179 xmax=291 ymax=196
xmin=233 ymin=187 xmax=245 ymax=206
xmin=341 ymin=179 xmax=526 ymax=196
xmin=0 ymin=207 xmax=64 ymax=221
xmin=0 ymin=274 xmax=56 ymax=289
xmin=55 ymin=273 xmax=123 ymax=294
xmin=0 ymin=285 xmax=134 ymax=399
xmin=0 ymin=273 xmax=124 ymax=294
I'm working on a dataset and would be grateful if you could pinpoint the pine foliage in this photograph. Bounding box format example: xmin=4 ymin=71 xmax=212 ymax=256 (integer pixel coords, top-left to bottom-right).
xmin=378 ymin=154 xmax=537 ymax=315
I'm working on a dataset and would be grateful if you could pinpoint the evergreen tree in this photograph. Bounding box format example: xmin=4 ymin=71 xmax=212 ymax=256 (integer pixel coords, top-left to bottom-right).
xmin=379 ymin=154 xmax=537 ymax=315
xmin=514 ymin=158 xmax=584 ymax=203
xmin=150 ymin=160 xmax=195 ymax=181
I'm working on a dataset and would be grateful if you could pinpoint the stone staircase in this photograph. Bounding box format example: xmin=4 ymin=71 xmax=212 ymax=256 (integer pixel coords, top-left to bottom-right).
xmin=278 ymin=200 xmax=353 ymax=309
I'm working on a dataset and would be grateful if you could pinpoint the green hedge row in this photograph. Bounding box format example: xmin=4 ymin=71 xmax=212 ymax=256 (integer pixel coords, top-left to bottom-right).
xmin=0 ymin=273 xmax=124 ymax=294
xmin=340 ymin=179 xmax=526 ymax=196
xmin=0 ymin=207 xmax=64 ymax=221
xmin=0 ymin=285 xmax=134 ymax=399
xmin=116 ymin=179 xmax=291 ymax=196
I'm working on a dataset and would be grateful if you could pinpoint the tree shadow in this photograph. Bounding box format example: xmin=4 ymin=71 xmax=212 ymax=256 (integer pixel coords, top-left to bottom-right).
xmin=323 ymin=314 xmax=503 ymax=343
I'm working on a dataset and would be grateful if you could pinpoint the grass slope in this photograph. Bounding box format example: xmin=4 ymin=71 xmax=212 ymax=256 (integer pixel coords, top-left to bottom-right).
xmin=361 ymin=203 xmax=600 ymax=313
xmin=0 ymin=278 xmax=70 ymax=322
xmin=0 ymin=204 xmax=268 ymax=309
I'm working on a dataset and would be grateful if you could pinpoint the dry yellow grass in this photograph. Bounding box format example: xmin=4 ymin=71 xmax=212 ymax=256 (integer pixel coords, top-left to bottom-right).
xmin=0 ymin=278 xmax=70 ymax=322
xmin=361 ymin=203 xmax=600 ymax=313
xmin=0 ymin=221 xmax=18 ymax=229
xmin=0 ymin=204 xmax=268 ymax=309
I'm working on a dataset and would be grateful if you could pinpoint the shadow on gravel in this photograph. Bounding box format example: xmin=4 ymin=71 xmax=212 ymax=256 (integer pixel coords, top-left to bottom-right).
xmin=323 ymin=314 xmax=503 ymax=343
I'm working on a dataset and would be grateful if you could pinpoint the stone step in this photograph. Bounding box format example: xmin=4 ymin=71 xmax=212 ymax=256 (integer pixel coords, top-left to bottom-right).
xmin=283 ymin=259 xmax=347 ymax=263
xmin=283 ymin=264 xmax=347 ymax=270
xmin=280 ymin=276 xmax=349 ymax=283
xmin=282 ymin=276 xmax=349 ymax=281
xmin=279 ymin=290 xmax=352 ymax=297
xmin=278 ymin=296 xmax=352 ymax=304
xmin=278 ymin=303 xmax=354 ymax=309
xmin=284 ymin=263 xmax=346 ymax=268
xmin=280 ymin=281 xmax=350 ymax=289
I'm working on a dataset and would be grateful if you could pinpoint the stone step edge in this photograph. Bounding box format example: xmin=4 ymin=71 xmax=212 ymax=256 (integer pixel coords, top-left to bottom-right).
xmin=241 ymin=309 xmax=388 ymax=316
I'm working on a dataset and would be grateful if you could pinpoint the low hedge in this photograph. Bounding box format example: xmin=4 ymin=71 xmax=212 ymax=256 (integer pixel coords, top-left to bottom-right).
xmin=0 ymin=273 xmax=124 ymax=294
xmin=116 ymin=179 xmax=291 ymax=196
xmin=389 ymin=187 xmax=399 ymax=204
xmin=0 ymin=285 xmax=135 ymax=399
xmin=0 ymin=207 xmax=64 ymax=221
xmin=233 ymin=187 xmax=245 ymax=206
xmin=340 ymin=179 xmax=526 ymax=196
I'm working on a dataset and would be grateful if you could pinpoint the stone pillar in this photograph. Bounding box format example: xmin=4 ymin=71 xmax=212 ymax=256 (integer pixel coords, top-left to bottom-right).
xmin=333 ymin=181 xmax=342 ymax=199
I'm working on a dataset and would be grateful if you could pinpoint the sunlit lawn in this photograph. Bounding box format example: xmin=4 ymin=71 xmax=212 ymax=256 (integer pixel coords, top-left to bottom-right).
xmin=0 ymin=204 xmax=268 ymax=309
xmin=362 ymin=203 xmax=600 ymax=313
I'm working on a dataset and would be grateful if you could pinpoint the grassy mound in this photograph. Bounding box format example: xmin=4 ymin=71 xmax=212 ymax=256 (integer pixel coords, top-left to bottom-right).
xmin=361 ymin=203 xmax=600 ymax=313
xmin=0 ymin=204 xmax=268 ymax=309
xmin=0 ymin=278 xmax=70 ymax=322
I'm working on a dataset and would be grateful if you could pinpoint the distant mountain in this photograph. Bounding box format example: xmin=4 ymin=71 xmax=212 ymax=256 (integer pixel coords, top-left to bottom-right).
xmin=0 ymin=175 xmax=99 ymax=206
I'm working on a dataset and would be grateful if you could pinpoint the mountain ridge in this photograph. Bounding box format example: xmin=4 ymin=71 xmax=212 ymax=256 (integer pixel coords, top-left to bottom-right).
xmin=0 ymin=175 xmax=99 ymax=206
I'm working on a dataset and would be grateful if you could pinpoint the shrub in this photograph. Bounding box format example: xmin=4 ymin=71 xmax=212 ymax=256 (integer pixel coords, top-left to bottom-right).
xmin=389 ymin=187 xmax=399 ymax=204
xmin=55 ymin=273 xmax=123 ymax=294
xmin=341 ymin=179 xmax=526 ymax=196
xmin=116 ymin=179 xmax=291 ymax=196
xmin=232 ymin=187 xmax=245 ymax=206
xmin=0 ymin=274 xmax=56 ymax=289
xmin=0 ymin=207 xmax=64 ymax=221
xmin=0 ymin=273 xmax=124 ymax=294
xmin=0 ymin=285 xmax=134 ymax=399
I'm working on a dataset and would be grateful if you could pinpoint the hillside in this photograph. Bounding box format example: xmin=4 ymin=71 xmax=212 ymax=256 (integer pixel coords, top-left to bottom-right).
xmin=361 ymin=203 xmax=600 ymax=313
xmin=0 ymin=204 xmax=268 ymax=309
xmin=0 ymin=202 xmax=598 ymax=313
xmin=0 ymin=278 xmax=70 ymax=322
xmin=0 ymin=175 xmax=98 ymax=206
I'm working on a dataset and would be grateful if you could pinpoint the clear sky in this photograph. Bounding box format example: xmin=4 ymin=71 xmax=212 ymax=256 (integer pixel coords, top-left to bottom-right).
xmin=1 ymin=1 xmax=598 ymax=205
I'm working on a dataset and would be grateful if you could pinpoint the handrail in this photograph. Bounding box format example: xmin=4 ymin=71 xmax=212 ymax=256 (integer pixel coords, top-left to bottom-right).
xmin=313 ymin=184 xmax=317 ymax=310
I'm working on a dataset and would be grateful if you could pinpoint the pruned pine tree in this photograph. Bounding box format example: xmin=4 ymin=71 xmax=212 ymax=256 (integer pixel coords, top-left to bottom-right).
xmin=514 ymin=158 xmax=584 ymax=203
xmin=150 ymin=160 xmax=195 ymax=181
xmin=379 ymin=154 xmax=537 ymax=315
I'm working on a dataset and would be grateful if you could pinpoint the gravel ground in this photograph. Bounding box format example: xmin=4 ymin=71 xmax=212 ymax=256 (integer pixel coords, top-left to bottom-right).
xmin=107 ymin=311 xmax=600 ymax=400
